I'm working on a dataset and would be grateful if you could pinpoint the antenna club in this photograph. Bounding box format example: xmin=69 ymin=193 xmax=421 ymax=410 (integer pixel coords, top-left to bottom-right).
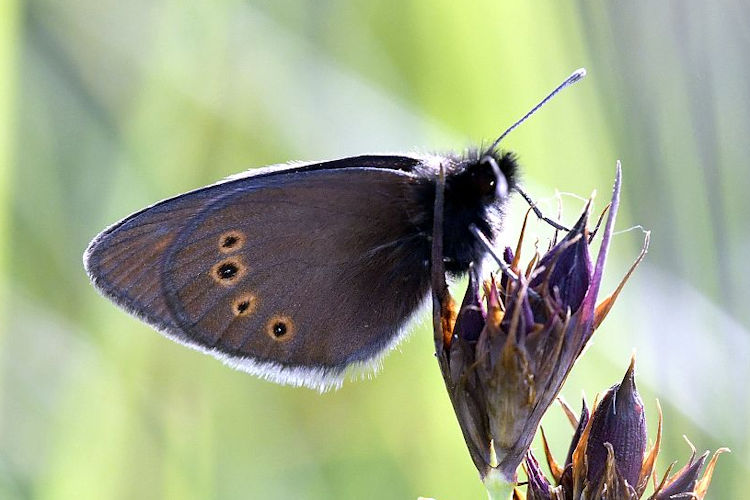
xmin=572 ymin=68 xmax=587 ymax=81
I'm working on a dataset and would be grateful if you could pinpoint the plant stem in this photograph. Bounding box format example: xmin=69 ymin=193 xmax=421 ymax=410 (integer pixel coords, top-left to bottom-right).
xmin=483 ymin=468 xmax=516 ymax=500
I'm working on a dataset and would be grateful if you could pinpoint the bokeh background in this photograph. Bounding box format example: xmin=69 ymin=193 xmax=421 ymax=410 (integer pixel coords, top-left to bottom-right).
xmin=1 ymin=1 xmax=748 ymax=498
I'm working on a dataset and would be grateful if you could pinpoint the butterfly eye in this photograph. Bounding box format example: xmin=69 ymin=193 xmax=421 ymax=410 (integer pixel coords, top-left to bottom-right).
xmin=470 ymin=157 xmax=497 ymax=197
xmin=266 ymin=315 xmax=295 ymax=341
xmin=219 ymin=231 xmax=245 ymax=253
xmin=211 ymin=259 xmax=247 ymax=285
xmin=477 ymin=156 xmax=508 ymax=198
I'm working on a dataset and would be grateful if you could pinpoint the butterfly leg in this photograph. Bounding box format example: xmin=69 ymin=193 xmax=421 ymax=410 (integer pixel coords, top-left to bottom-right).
xmin=431 ymin=166 xmax=449 ymax=303
xmin=587 ymin=203 xmax=610 ymax=242
xmin=468 ymin=224 xmax=519 ymax=281
xmin=514 ymin=186 xmax=570 ymax=232
xmin=516 ymin=186 xmax=608 ymax=242
xmin=470 ymin=224 xmax=547 ymax=302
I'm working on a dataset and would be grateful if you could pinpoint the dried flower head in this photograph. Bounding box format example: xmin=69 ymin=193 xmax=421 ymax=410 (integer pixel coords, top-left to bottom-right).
xmin=522 ymin=358 xmax=728 ymax=500
xmin=430 ymin=164 xmax=649 ymax=485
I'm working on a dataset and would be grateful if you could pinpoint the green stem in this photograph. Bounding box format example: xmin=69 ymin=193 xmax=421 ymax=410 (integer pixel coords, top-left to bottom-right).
xmin=483 ymin=468 xmax=516 ymax=500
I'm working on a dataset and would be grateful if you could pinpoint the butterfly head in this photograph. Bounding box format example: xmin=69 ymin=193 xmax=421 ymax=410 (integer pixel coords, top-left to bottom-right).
xmin=473 ymin=149 xmax=518 ymax=201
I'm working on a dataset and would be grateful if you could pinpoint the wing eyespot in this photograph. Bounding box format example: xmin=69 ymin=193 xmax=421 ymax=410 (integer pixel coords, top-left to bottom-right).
xmin=232 ymin=292 xmax=257 ymax=317
xmin=211 ymin=258 xmax=247 ymax=286
xmin=266 ymin=315 xmax=295 ymax=342
xmin=219 ymin=231 xmax=245 ymax=253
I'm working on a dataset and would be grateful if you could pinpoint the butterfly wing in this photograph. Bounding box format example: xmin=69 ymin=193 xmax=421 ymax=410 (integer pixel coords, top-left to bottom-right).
xmin=85 ymin=159 xmax=435 ymax=389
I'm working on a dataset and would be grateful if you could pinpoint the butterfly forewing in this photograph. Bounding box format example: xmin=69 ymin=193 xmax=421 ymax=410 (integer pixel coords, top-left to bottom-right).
xmin=84 ymin=191 xmax=216 ymax=334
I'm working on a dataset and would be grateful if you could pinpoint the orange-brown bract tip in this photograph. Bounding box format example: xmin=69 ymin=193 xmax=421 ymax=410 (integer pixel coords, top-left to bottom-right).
xmin=488 ymin=274 xmax=502 ymax=310
xmin=441 ymin=295 xmax=457 ymax=348
xmin=594 ymin=229 xmax=650 ymax=329
xmin=557 ymin=397 xmax=579 ymax=428
xmin=512 ymin=208 xmax=533 ymax=271
xmin=694 ymin=448 xmax=729 ymax=497
xmin=539 ymin=427 xmax=563 ymax=483
xmin=636 ymin=397 xmax=662 ymax=496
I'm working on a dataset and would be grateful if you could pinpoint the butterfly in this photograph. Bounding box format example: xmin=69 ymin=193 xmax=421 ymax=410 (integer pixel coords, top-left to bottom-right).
xmin=84 ymin=69 xmax=585 ymax=390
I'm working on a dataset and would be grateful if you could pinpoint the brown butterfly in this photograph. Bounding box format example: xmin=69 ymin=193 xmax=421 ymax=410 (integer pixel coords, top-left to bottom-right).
xmin=84 ymin=69 xmax=585 ymax=390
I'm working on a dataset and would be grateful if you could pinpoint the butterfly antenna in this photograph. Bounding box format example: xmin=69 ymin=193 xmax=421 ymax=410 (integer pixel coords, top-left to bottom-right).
xmin=487 ymin=68 xmax=587 ymax=153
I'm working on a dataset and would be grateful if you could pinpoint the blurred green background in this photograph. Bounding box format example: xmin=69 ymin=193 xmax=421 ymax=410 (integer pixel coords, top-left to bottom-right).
xmin=1 ymin=1 xmax=748 ymax=498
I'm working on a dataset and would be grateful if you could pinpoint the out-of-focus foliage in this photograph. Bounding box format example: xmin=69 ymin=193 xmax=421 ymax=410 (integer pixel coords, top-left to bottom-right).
xmin=1 ymin=1 xmax=747 ymax=498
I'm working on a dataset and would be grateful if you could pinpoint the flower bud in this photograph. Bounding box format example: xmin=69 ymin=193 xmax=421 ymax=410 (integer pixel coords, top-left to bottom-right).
xmin=524 ymin=359 xmax=726 ymax=500
xmin=585 ymin=358 xmax=647 ymax=489
xmin=652 ymin=441 xmax=729 ymax=500
xmin=453 ymin=265 xmax=484 ymax=342
xmin=529 ymin=207 xmax=593 ymax=314
xmin=524 ymin=451 xmax=554 ymax=500
xmin=652 ymin=451 xmax=708 ymax=500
